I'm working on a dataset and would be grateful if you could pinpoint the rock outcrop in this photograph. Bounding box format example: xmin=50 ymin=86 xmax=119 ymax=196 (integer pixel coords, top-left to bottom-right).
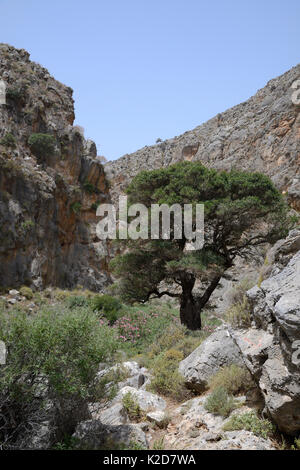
xmin=179 ymin=328 xmax=244 ymax=392
xmin=179 ymin=228 xmax=300 ymax=435
xmin=105 ymin=64 xmax=300 ymax=210
xmin=0 ymin=44 xmax=110 ymax=290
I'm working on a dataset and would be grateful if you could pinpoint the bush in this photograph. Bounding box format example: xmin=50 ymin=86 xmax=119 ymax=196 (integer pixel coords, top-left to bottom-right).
xmin=0 ymin=305 xmax=117 ymax=399
xmin=225 ymin=295 xmax=252 ymax=328
xmin=0 ymin=304 xmax=117 ymax=447
xmin=204 ymin=386 xmax=238 ymax=417
xmin=28 ymin=133 xmax=56 ymax=160
xmin=223 ymin=411 xmax=275 ymax=439
xmin=122 ymin=391 xmax=143 ymax=422
xmin=83 ymin=180 xmax=96 ymax=194
xmin=67 ymin=295 xmax=89 ymax=309
xmin=149 ymin=348 xmax=187 ymax=400
xmin=0 ymin=132 xmax=16 ymax=148
xmin=209 ymin=365 xmax=254 ymax=395
xmin=70 ymin=201 xmax=82 ymax=214
xmin=19 ymin=286 xmax=34 ymax=300
xmin=92 ymin=294 xmax=122 ymax=324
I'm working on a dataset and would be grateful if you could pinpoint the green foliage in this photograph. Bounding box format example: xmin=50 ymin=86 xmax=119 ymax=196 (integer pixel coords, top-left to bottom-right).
xmin=122 ymin=391 xmax=143 ymax=421
xmin=70 ymin=201 xmax=82 ymax=214
xmin=20 ymin=219 xmax=35 ymax=233
xmin=67 ymin=295 xmax=89 ymax=309
xmin=0 ymin=132 xmax=16 ymax=148
xmin=152 ymin=437 xmax=165 ymax=450
xmin=209 ymin=365 xmax=254 ymax=395
xmin=6 ymin=85 xmax=27 ymax=104
xmin=223 ymin=411 xmax=275 ymax=438
xmin=204 ymin=386 xmax=239 ymax=417
xmin=83 ymin=179 xmax=96 ymax=194
xmin=52 ymin=435 xmax=80 ymax=450
xmin=111 ymin=161 xmax=292 ymax=321
xmin=28 ymin=133 xmax=56 ymax=160
xmin=293 ymin=438 xmax=300 ymax=450
xmin=0 ymin=305 xmax=117 ymax=400
xmin=149 ymin=347 xmax=187 ymax=400
xmin=225 ymin=295 xmax=252 ymax=328
xmin=92 ymin=294 xmax=122 ymax=324
xmin=19 ymin=286 xmax=34 ymax=300
xmin=91 ymin=201 xmax=101 ymax=211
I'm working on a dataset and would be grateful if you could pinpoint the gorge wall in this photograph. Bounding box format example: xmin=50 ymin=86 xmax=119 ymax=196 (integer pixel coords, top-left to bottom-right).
xmin=105 ymin=64 xmax=300 ymax=211
xmin=0 ymin=44 xmax=299 ymax=291
xmin=0 ymin=44 xmax=110 ymax=290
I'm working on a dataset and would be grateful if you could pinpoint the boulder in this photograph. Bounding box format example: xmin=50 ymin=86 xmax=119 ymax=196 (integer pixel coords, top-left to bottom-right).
xmin=73 ymin=419 xmax=148 ymax=449
xmin=116 ymin=386 xmax=166 ymax=412
xmin=178 ymin=328 xmax=244 ymax=391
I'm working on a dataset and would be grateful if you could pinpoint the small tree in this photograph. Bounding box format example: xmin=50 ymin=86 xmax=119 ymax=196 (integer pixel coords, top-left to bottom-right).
xmin=111 ymin=162 xmax=292 ymax=330
xmin=28 ymin=133 xmax=56 ymax=161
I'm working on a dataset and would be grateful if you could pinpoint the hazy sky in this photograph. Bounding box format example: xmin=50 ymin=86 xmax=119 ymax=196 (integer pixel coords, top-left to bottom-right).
xmin=1 ymin=0 xmax=299 ymax=160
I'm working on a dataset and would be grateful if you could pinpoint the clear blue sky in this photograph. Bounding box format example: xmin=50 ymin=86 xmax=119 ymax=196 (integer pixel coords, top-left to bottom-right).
xmin=1 ymin=0 xmax=299 ymax=160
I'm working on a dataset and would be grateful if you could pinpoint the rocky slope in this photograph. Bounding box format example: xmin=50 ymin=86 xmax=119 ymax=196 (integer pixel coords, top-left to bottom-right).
xmin=105 ymin=64 xmax=300 ymax=211
xmin=0 ymin=44 xmax=110 ymax=290
xmin=180 ymin=228 xmax=300 ymax=436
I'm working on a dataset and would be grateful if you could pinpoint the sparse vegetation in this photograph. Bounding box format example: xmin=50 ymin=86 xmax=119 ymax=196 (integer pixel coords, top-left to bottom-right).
xmin=19 ymin=286 xmax=34 ymax=300
xmin=223 ymin=411 xmax=275 ymax=439
xmin=149 ymin=347 xmax=187 ymax=400
xmin=28 ymin=133 xmax=56 ymax=160
xmin=70 ymin=201 xmax=82 ymax=214
xmin=83 ymin=179 xmax=97 ymax=194
xmin=122 ymin=391 xmax=143 ymax=421
xmin=204 ymin=386 xmax=239 ymax=417
xmin=209 ymin=365 xmax=254 ymax=395
xmin=225 ymin=295 xmax=252 ymax=328
xmin=0 ymin=132 xmax=16 ymax=148
xmin=20 ymin=219 xmax=35 ymax=232
xmin=92 ymin=294 xmax=122 ymax=324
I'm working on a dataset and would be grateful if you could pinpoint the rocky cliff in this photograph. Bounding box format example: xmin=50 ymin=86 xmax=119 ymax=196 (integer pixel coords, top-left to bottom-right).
xmin=1 ymin=45 xmax=299 ymax=293
xmin=105 ymin=64 xmax=300 ymax=211
xmin=0 ymin=44 xmax=110 ymax=290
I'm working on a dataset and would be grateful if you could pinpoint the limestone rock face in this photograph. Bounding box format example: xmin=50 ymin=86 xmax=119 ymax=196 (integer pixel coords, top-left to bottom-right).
xmin=105 ymin=63 xmax=300 ymax=210
xmin=179 ymin=328 xmax=245 ymax=391
xmin=0 ymin=44 xmax=110 ymax=290
xmin=179 ymin=229 xmax=300 ymax=435
xmin=244 ymin=231 xmax=300 ymax=434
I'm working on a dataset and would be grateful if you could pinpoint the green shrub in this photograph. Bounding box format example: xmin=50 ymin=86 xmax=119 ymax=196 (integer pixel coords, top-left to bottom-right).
xmin=19 ymin=286 xmax=34 ymax=300
xmin=28 ymin=133 xmax=56 ymax=160
xmin=122 ymin=391 xmax=143 ymax=421
xmin=225 ymin=295 xmax=252 ymax=328
xmin=223 ymin=411 xmax=275 ymax=439
xmin=152 ymin=437 xmax=165 ymax=450
xmin=204 ymin=386 xmax=238 ymax=417
xmin=0 ymin=304 xmax=117 ymax=447
xmin=293 ymin=438 xmax=300 ymax=450
xmin=209 ymin=365 xmax=254 ymax=395
xmin=20 ymin=219 xmax=35 ymax=232
xmin=0 ymin=305 xmax=117 ymax=400
xmin=0 ymin=133 xmax=16 ymax=148
xmin=70 ymin=201 xmax=82 ymax=214
xmin=6 ymin=86 xmax=27 ymax=104
xmin=92 ymin=294 xmax=122 ymax=324
xmin=83 ymin=180 xmax=96 ymax=194
xmin=67 ymin=295 xmax=89 ymax=309
xmin=149 ymin=348 xmax=187 ymax=400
